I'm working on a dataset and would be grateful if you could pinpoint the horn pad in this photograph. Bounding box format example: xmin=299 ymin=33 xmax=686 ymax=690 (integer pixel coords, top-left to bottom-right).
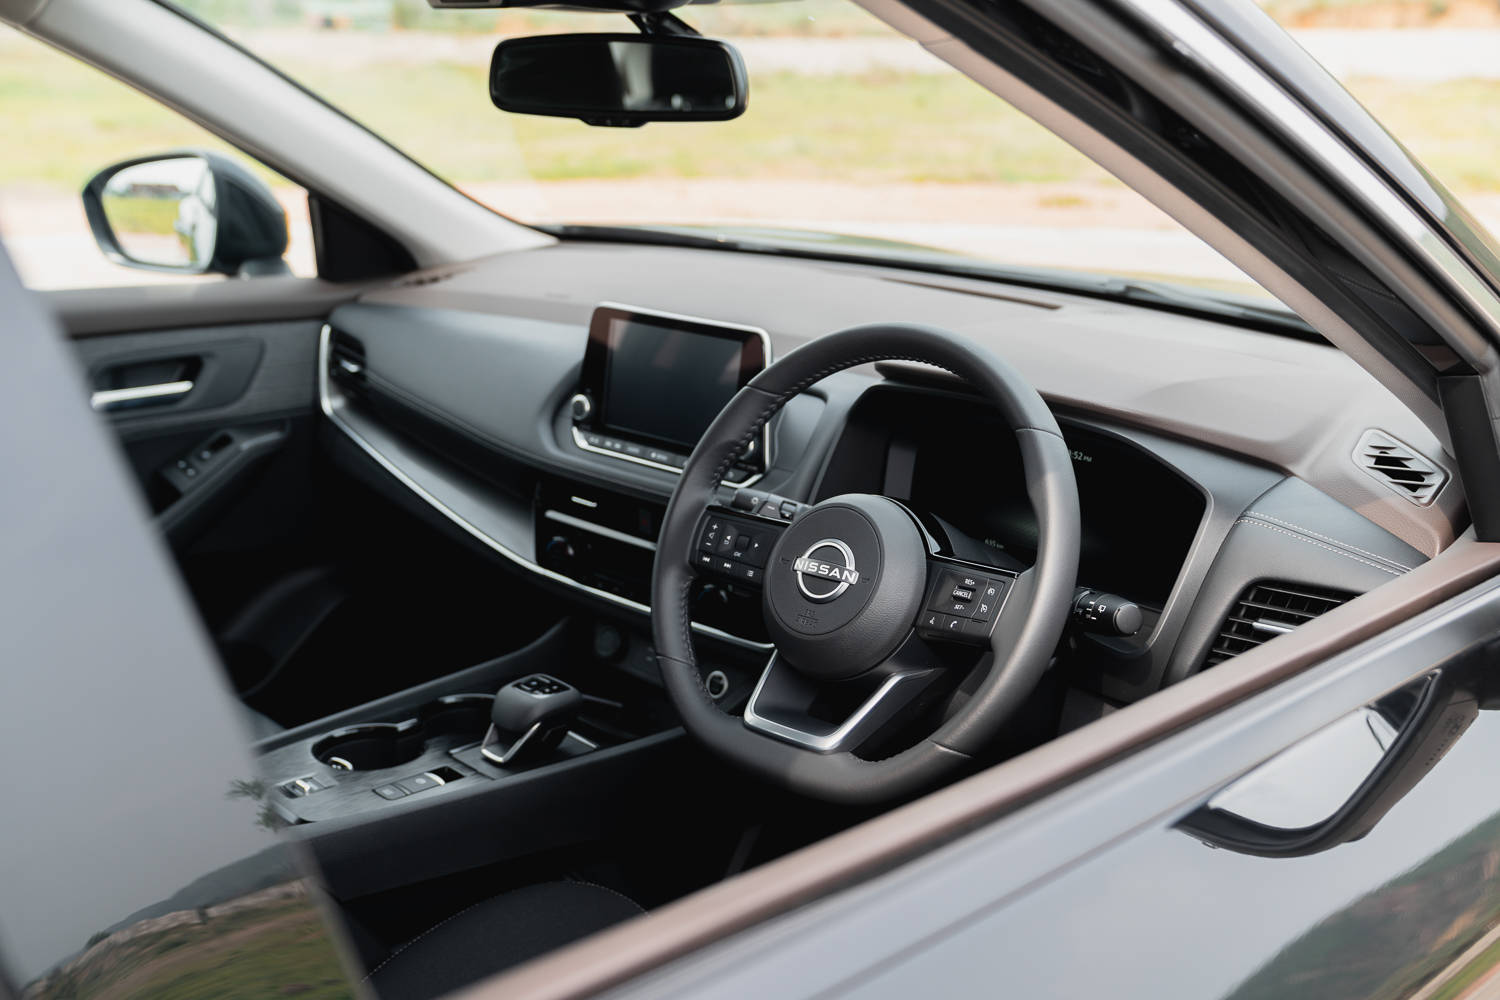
xmin=762 ymin=495 xmax=928 ymax=681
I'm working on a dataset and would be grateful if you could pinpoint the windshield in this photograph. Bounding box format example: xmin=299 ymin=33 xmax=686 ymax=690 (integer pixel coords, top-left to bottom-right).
xmin=166 ymin=0 xmax=1296 ymax=307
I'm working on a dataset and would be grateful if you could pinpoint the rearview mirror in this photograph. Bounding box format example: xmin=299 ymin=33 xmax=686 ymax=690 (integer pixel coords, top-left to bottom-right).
xmin=82 ymin=151 xmax=289 ymax=277
xmin=490 ymin=34 xmax=747 ymax=126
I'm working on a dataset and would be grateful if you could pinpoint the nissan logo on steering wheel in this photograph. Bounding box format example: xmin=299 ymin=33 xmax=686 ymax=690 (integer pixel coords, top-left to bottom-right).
xmin=792 ymin=539 xmax=861 ymax=601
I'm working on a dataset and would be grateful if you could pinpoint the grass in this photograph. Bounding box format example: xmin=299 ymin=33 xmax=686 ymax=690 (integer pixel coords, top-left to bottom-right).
xmin=30 ymin=892 xmax=352 ymax=1000
xmin=5 ymin=19 xmax=1500 ymax=201
xmin=177 ymin=0 xmax=896 ymax=37
xmin=0 ymin=31 xmax=1125 ymax=191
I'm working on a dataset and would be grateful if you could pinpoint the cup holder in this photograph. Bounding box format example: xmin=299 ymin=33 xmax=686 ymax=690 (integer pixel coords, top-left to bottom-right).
xmin=418 ymin=694 xmax=495 ymax=738
xmin=312 ymin=694 xmax=494 ymax=772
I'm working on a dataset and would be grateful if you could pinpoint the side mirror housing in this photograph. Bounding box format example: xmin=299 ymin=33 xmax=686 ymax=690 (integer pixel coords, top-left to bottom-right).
xmin=82 ymin=151 xmax=289 ymax=277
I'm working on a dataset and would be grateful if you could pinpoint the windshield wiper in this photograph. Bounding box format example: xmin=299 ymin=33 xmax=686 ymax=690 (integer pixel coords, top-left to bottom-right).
xmin=538 ymin=223 xmax=1322 ymax=342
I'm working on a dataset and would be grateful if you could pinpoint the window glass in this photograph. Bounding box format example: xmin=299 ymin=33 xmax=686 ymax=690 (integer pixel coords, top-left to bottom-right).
xmin=1257 ymin=0 xmax=1500 ymax=237
xmin=173 ymin=0 xmax=1268 ymax=301
xmin=0 ymin=29 xmax=314 ymax=289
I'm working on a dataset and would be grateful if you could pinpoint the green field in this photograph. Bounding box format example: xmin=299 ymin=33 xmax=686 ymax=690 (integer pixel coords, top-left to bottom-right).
xmin=29 ymin=893 xmax=351 ymax=1000
xmin=5 ymin=20 xmax=1500 ymax=201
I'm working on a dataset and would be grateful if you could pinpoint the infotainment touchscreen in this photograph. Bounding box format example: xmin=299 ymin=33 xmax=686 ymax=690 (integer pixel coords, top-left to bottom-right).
xmin=574 ymin=304 xmax=769 ymax=477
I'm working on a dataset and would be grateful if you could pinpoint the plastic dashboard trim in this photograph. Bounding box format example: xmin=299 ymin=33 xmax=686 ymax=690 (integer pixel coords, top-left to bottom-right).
xmin=316 ymin=323 xmax=774 ymax=653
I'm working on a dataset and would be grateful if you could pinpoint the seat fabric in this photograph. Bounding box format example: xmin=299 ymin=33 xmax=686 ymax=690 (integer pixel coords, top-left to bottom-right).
xmin=368 ymin=880 xmax=644 ymax=1000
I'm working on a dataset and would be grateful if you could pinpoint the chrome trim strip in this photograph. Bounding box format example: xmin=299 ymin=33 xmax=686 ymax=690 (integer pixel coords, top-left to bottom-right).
xmin=742 ymin=655 xmax=932 ymax=754
xmin=597 ymin=300 xmax=774 ymax=342
xmin=90 ymin=380 xmax=194 ymax=411
xmin=570 ymin=427 xmax=767 ymax=488
xmin=318 ymin=325 xmax=773 ymax=653
xmin=542 ymin=509 xmax=657 ymax=552
xmin=1115 ymin=0 xmax=1500 ymax=363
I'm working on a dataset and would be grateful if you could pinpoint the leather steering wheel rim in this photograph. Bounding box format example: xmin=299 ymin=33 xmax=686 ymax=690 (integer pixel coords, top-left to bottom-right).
xmin=651 ymin=323 xmax=1081 ymax=803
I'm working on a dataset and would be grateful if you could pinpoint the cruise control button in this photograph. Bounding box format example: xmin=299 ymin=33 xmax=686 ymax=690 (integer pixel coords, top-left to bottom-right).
xmin=972 ymin=580 xmax=1008 ymax=621
xmin=952 ymin=586 xmax=975 ymax=603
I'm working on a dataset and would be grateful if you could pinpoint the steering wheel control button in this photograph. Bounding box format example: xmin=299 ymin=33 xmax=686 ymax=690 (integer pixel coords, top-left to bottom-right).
xmin=714 ymin=528 xmax=738 ymax=555
xmin=731 ymin=489 xmax=760 ymax=512
xmin=921 ymin=567 xmax=1011 ymax=641
xmin=738 ymin=533 xmax=768 ymax=566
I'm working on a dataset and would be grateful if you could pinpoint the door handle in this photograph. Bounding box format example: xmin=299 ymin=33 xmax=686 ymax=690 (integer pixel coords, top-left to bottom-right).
xmin=91 ymin=379 xmax=196 ymax=412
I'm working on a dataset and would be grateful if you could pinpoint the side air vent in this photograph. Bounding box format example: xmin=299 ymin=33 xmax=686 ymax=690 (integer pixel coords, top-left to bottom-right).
xmin=393 ymin=267 xmax=465 ymax=288
xmin=328 ymin=330 xmax=366 ymax=391
xmin=1206 ymin=581 xmax=1355 ymax=668
xmin=1353 ymin=429 xmax=1447 ymax=506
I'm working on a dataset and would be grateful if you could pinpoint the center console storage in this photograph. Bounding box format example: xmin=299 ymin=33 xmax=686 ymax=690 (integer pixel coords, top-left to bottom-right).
xmin=256 ymin=613 xmax=764 ymax=829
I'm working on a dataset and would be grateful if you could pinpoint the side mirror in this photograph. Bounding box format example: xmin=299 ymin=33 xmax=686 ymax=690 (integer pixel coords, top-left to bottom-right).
xmin=82 ymin=151 xmax=289 ymax=277
xmin=1179 ymin=666 xmax=1481 ymax=858
xmin=490 ymin=33 xmax=747 ymax=127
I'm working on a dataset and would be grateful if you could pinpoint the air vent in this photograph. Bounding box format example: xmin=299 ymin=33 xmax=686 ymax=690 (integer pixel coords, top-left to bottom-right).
xmin=393 ymin=267 xmax=465 ymax=288
xmin=1353 ymin=429 xmax=1447 ymax=506
xmin=1206 ymin=581 xmax=1355 ymax=668
xmin=328 ymin=330 xmax=366 ymax=389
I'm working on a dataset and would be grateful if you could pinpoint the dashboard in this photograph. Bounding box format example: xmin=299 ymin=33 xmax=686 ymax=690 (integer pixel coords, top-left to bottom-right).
xmin=318 ymin=241 xmax=1455 ymax=708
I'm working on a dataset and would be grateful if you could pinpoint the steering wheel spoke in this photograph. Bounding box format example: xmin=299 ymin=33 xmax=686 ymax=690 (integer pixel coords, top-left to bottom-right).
xmin=742 ymin=641 xmax=945 ymax=755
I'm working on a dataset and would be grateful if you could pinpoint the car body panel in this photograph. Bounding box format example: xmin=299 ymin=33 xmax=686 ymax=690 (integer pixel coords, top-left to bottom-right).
xmin=0 ymin=249 xmax=362 ymax=998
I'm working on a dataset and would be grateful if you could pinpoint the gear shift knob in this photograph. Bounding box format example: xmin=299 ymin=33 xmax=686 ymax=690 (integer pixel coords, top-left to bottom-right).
xmin=482 ymin=674 xmax=582 ymax=766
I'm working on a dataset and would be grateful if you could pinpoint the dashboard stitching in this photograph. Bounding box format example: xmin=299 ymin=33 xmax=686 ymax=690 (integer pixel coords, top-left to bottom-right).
xmin=1233 ymin=518 xmax=1404 ymax=576
xmin=1244 ymin=510 xmax=1416 ymax=571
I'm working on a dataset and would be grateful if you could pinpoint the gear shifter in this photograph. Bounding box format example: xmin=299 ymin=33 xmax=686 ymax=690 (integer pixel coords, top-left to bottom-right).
xmin=481 ymin=673 xmax=583 ymax=767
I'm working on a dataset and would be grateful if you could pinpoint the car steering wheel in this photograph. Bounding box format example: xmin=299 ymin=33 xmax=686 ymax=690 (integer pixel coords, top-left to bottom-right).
xmin=651 ymin=323 xmax=1081 ymax=803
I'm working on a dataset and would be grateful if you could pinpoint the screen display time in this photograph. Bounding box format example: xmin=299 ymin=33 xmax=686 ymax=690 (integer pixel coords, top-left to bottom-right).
xmin=599 ymin=316 xmax=753 ymax=453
